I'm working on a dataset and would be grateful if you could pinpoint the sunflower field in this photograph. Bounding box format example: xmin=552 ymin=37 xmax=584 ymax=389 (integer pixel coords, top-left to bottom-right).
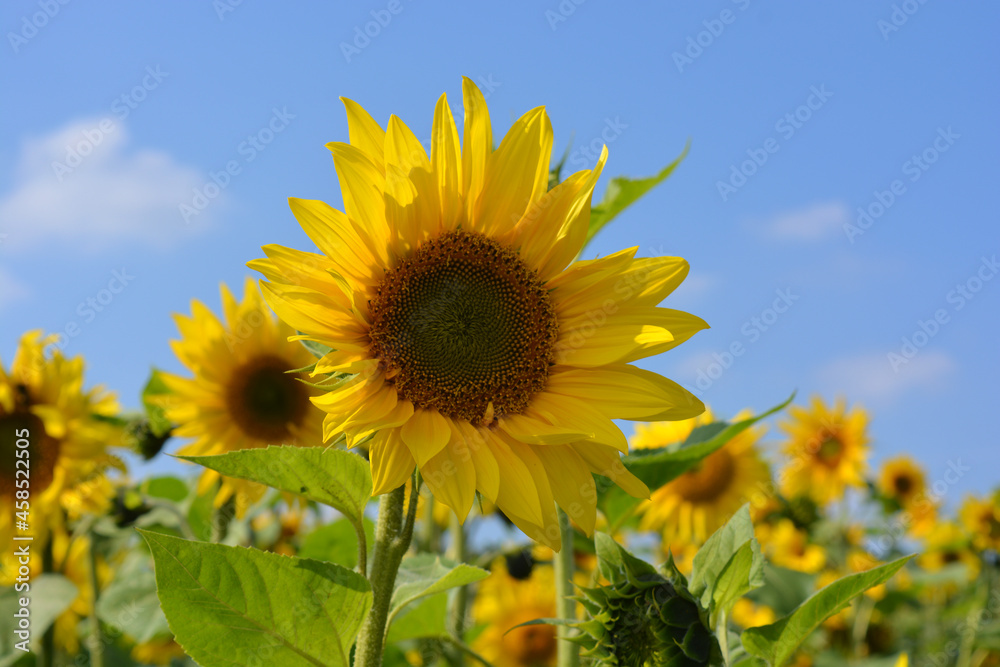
xmin=2 ymin=4 xmax=998 ymax=667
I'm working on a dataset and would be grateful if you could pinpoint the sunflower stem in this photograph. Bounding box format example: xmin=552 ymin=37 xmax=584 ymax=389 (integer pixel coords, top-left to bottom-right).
xmin=87 ymin=534 xmax=105 ymax=667
xmin=447 ymin=512 xmax=468 ymax=666
xmin=555 ymin=507 xmax=579 ymax=667
xmin=354 ymin=485 xmax=414 ymax=667
xmin=41 ymin=539 xmax=55 ymax=667
xmin=716 ymin=609 xmax=730 ymax=666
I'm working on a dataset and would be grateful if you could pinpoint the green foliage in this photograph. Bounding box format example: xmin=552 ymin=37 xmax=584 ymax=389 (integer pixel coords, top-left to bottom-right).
xmin=584 ymin=143 xmax=689 ymax=247
xmin=688 ymin=506 xmax=765 ymax=627
xmin=140 ymin=368 xmax=173 ymax=438
xmin=600 ymin=395 xmax=793 ymax=528
xmin=741 ymin=555 xmax=913 ymax=666
xmin=386 ymin=554 xmax=489 ymax=635
xmin=140 ymin=529 xmax=371 ymax=667
xmin=96 ymin=551 xmax=170 ymax=644
xmin=0 ymin=574 xmax=78 ymax=666
xmin=299 ymin=517 xmax=375 ymax=570
xmin=178 ymin=445 xmax=372 ymax=540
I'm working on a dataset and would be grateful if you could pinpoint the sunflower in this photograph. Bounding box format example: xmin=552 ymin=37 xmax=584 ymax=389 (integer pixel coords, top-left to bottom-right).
xmin=758 ymin=518 xmax=826 ymax=573
xmin=161 ymin=278 xmax=325 ymax=514
xmin=635 ymin=408 xmax=771 ymax=544
xmin=731 ymin=598 xmax=776 ymax=629
xmin=252 ymin=78 xmax=706 ymax=548
xmin=778 ymin=396 xmax=869 ymax=504
xmin=918 ymin=521 xmax=980 ymax=581
xmin=472 ymin=557 xmax=558 ymax=667
xmin=131 ymin=637 xmax=188 ymax=666
xmin=959 ymin=494 xmax=1000 ymax=552
xmin=877 ymin=455 xmax=926 ymax=508
xmin=0 ymin=331 xmax=121 ymax=585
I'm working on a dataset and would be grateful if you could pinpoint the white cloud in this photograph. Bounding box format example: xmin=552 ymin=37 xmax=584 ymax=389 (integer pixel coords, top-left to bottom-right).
xmin=759 ymin=200 xmax=850 ymax=242
xmin=818 ymin=350 xmax=956 ymax=403
xmin=0 ymin=118 xmax=215 ymax=252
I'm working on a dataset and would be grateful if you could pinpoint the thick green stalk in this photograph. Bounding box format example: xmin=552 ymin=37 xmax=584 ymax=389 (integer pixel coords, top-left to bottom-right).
xmin=447 ymin=512 xmax=468 ymax=666
xmin=716 ymin=610 xmax=730 ymax=666
xmin=87 ymin=536 xmax=105 ymax=667
xmin=355 ymin=485 xmax=417 ymax=666
xmin=555 ymin=507 xmax=579 ymax=667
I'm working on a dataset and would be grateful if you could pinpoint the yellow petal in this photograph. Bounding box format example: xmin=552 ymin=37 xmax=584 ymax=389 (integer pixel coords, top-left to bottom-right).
xmin=487 ymin=433 xmax=544 ymax=526
xmin=531 ymin=444 xmax=597 ymax=536
xmin=457 ymin=422 xmax=500 ymax=503
xmin=474 ymin=106 xmax=552 ymax=237
xmin=421 ymin=438 xmax=477 ymax=522
xmin=554 ymin=307 xmax=708 ymax=367
xmin=400 ymin=408 xmax=451 ymax=466
xmin=326 ymin=142 xmax=390 ymax=254
xmin=573 ymin=441 xmax=649 ymax=500
xmin=369 ymin=429 xmax=416 ymax=495
xmin=431 ymin=92 xmax=463 ymax=229
xmin=504 ymin=440 xmax=561 ymax=550
xmin=525 ymin=393 xmax=628 ymax=452
xmin=546 ymin=364 xmax=704 ymax=422
xmin=287 ymin=197 xmax=384 ymax=286
xmin=461 ymin=77 xmax=492 ymax=223
xmin=341 ymin=97 xmax=386 ymax=171
xmin=500 ymin=412 xmax=592 ymax=445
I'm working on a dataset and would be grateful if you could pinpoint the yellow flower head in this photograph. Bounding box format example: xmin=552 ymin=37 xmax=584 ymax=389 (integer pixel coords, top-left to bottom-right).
xmin=918 ymin=521 xmax=980 ymax=580
xmin=0 ymin=331 xmax=121 ymax=584
xmin=778 ymin=396 xmax=869 ymax=504
xmin=131 ymin=637 xmax=187 ymax=665
xmin=760 ymin=518 xmax=826 ymax=573
xmin=635 ymin=408 xmax=771 ymax=544
xmin=731 ymin=598 xmax=776 ymax=629
xmin=473 ymin=557 xmax=558 ymax=667
xmin=161 ymin=278 xmax=325 ymax=514
xmin=251 ymin=78 xmax=707 ymax=549
xmin=959 ymin=494 xmax=1000 ymax=552
xmin=877 ymin=455 xmax=927 ymax=508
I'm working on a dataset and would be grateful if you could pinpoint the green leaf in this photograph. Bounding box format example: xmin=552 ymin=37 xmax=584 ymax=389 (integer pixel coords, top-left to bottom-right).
xmin=299 ymin=336 xmax=333 ymax=359
xmin=385 ymin=592 xmax=448 ymax=644
xmin=585 ymin=142 xmax=689 ymax=246
xmin=747 ymin=566 xmax=815 ymax=618
xmin=298 ymin=517 xmax=375 ymax=569
xmin=710 ymin=538 xmax=764 ymax=626
xmin=178 ymin=445 xmax=372 ymax=528
xmin=96 ymin=551 xmax=170 ymax=643
xmin=741 ymin=555 xmax=914 ymax=666
xmin=143 ymin=476 xmax=189 ymax=502
xmin=0 ymin=574 xmax=78 ymax=665
xmin=689 ymin=505 xmax=755 ymax=608
xmin=600 ymin=395 xmax=793 ymax=528
xmin=140 ymin=529 xmax=371 ymax=667
xmin=141 ymin=367 xmax=174 ymax=437
xmin=387 ymin=555 xmax=489 ymax=630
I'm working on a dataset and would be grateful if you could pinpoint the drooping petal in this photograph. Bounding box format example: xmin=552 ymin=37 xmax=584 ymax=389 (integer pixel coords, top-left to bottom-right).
xmin=400 ymin=408 xmax=451 ymax=466
xmin=421 ymin=437 xmax=477 ymax=522
xmin=573 ymin=441 xmax=650 ymax=500
xmin=369 ymin=428 xmax=416 ymax=495
xmin=531 ymin=444 xmax=597 ymax=536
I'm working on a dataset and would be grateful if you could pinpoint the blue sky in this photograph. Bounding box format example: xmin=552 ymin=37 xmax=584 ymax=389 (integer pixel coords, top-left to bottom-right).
xmin=1 ymin=1 xmax=997 ymax=502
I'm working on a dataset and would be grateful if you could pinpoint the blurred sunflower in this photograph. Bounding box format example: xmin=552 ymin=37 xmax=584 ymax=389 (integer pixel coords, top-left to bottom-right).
xmin=877 ymin=455 xmax=926 ymax=508
xmin=0 ymin=331 xmax=121 ymax=585
xmin=472 ymin=557 xmax=558 ymax=667
xmin=759 ymin=518 xmax=826 ymax=573
xmin=778 ymin=396 xmax=869 ymax=504
xmin=131 ymin=637 xmax=187 ymax=665
xmin=252 ymin=77 xmax=706 ymax=548
xmin=959 ymin=493 xmax=1000 ymax=552
xmin=918 ymin=521 xmax=980 ymax=580
xmin=635 ymin=408 xmax=771 ymax=543
xmin=731 ymin=598 xmax=776 ymax=629
xmin=49 ymin=529 xmax=112 ymax=654
xmin=161 ymin=278 xmax=325 ymax=514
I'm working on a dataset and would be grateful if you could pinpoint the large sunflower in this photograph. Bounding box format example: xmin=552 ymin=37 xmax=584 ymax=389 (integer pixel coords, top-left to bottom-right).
xmin=635 ymin=407 xmax=771 ymax=544
xmin=252 ymin=78 xmax=706 ymax=548
xmin=0 ymin=331 xmax=120 ymax=585
xmin=161 ymin=278 xmax=325 ymax=513
xmin=778 ymin=396 xmax=869 ymax=504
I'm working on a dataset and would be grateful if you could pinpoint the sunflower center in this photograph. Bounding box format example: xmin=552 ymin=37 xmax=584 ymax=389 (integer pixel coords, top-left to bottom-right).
xmin=893 ymin=474 xmax=913 ymax=496
xmin=507 ymin=609 xmax=558 ymax=664
xmin=672 ymin=449 xmax=736 ymax=503
xmin=0 ymin=397 xmax=60 ymax=499
xmin=368 ymin=230 xmax=559 ymax=423
xmin=815 ymin=436 xmax=844 ymax=467
xmin=941 ymin=551 xmax=960 ymax=564
xmin=225 ymin=355 xmax=310 ymax=442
